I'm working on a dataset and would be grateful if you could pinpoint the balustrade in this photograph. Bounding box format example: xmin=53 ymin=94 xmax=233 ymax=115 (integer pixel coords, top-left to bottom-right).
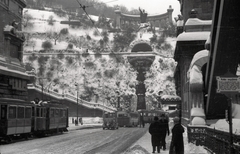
xmin=187 ymin=125 xmax=240 ymax=153
xmin=31 ymin=84 xmax=115 ymax=111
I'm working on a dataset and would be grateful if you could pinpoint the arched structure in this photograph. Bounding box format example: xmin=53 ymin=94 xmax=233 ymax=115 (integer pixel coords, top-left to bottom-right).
xmin=115 ymin=5 xmax=173 ymax=29
xmin=127 ymin=39 xmax=155 ymax=110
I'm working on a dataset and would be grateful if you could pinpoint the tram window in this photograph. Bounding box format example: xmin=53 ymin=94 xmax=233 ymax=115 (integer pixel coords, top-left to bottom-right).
xmin=17 ymin=107 xmax=24 ymax=118
xmin=36 ymin=108 xmax=41 ymax=117
xmin=50 ymin=109 xmax=54 ymax=117
xmin=60 ymin=109 xmax=63 ymax=117
xmin=55 ymin=109 xmax=59 ymax=117
xmin=118 ymin=114 xmax=124 ymax=117
xmin=62 ymin=110 xmax=66 ymax=117
xmin=41 ymin=108 xmax=46 ymax=117
xmin=25 ymin=107 xmax=31 ymax=118
xmin=9 ymin=106 xmax=17 ymax=119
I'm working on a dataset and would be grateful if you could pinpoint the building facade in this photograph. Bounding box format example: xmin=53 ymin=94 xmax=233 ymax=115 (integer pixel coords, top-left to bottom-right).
xmin=0 ymin=0 xmax=29 ymax=100
xmin=174 ymin=0 xmax=214 ymax=125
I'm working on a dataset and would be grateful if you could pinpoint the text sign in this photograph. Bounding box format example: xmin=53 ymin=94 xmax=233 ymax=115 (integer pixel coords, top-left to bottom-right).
xmin=216 ymin=76 xmax=240 ymax=93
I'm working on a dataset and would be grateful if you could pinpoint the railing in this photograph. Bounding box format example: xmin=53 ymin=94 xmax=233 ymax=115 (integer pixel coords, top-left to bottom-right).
xmin=187 ymin=125 xmax=240 ymax=154
xmin=28 ymin=84 xmax=116 ymax=112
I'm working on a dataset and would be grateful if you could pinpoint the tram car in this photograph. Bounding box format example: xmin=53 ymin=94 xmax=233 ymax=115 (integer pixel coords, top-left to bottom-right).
xmin=32 ymin=101 xmax=69 ymax=136
xmin=0 ymin=99 xmax=33 ymax=142
xmin=0 ymin=98 xmax=69 ymax=142
xmin=138 ymin=109 xmax=169 ymax=124
xmin=117 ymin=111 xmax=139 ymax=127
xmin=102 ymin=111 xmax=118 ymax=130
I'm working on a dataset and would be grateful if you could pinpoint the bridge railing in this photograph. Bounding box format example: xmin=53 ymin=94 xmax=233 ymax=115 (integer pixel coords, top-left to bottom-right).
xmin=28 ymin=84 xmax=116 ymax=112
xmin=187 ymin=125 xmax=240 ymax=154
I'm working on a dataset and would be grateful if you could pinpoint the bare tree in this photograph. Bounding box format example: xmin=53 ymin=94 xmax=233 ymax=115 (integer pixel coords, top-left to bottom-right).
xmin=46 ymin=30 xmax=61 ymax=45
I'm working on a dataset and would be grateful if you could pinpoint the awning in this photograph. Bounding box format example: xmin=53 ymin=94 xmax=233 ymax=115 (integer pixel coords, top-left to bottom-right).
xmin=190 ymin=49 xmax=209 ymax=70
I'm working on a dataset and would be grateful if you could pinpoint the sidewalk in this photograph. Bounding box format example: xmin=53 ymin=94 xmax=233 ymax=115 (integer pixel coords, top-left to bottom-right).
xmin=124 ymin=121 xmax=209 ymax=154
xmin=67 ymin=123 xmax=102 ymax=131
xmin=126 ymin=126 xmax=172 ymax=154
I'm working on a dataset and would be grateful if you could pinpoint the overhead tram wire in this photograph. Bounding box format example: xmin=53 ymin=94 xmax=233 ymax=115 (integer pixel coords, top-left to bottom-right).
xmin=75 ymin=0 xmax=118 ymax=53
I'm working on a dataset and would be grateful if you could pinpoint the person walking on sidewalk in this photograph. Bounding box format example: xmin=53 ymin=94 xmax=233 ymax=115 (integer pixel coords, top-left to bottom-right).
xmin=159 ymin=114 xmax=170 ymax=150
xmin=149 ymin=116 xmax=161 ymax=153
xmin=139 ymin=113 xmax=145 ymax=128
xmin=169 ymin=117 xmax=184 ymax=154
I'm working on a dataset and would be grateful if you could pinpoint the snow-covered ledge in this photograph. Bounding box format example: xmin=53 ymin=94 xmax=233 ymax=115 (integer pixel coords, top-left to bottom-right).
xmin=190 ymin=108 xmax=206 ymax=125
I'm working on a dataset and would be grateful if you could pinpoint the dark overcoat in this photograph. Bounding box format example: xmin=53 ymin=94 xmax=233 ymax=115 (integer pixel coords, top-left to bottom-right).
xmin=149 ymin=121 xmax=161 ymax=146
xmin=169 ymin=123 xmax=185 ymax=154
xmin=159 ymin=119 xmax=170 ymax=135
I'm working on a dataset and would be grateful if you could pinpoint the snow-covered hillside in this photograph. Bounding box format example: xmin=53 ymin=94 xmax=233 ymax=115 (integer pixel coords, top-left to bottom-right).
xmin=22 ymin=8 xmax=178 ymax=110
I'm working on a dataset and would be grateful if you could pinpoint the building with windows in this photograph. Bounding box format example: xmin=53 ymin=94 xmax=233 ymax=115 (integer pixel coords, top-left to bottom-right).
xmin=0 ymin=0 xmax=29 ymax=100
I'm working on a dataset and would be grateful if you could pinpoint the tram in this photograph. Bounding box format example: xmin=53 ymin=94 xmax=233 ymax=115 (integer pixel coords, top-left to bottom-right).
xmin=102 ymin=111 xmax=118 ymax=130
xmin=138 ymin=109 xmax=169 ymax=124
xmin=0 ymin=98 xmax=69 ymax=142
xmin=117 ymin=111 xmax=139 ymax=127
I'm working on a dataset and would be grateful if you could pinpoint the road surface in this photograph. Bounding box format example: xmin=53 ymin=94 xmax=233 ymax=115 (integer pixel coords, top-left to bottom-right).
xmin=0 ymin=127 xmax=147 ymax=154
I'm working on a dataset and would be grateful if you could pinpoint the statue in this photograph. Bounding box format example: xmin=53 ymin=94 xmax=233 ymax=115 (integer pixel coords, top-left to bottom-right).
xmin=139 ymin=7 xmax=148 ymax=23
xmin=137 ymin=7 xmax=150 ymax=37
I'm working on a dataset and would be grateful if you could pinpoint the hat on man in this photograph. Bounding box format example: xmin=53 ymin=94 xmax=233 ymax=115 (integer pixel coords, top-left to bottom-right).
xmin=154 ymin=116 xmax=159 ymax=121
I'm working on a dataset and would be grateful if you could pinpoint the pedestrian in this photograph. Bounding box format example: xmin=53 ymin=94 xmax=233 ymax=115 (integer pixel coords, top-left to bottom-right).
xmin=169 ymin=117 xmax=184 ymax=154
xmin=72 ymin=117 xmax=74 ymax=124
xmin=159 ymin=114 xmax=170 ymax=150
xmin=79 ymin=117 xmax=83 ymax=125
xmin=139 ymin=113 xmax=145 ymax=128
xmin=149 ymin=116 xmax=161 ymax=153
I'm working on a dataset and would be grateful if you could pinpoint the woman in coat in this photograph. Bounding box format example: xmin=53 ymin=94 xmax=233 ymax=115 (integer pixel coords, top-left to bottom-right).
xmin=169 ymin=117 xmax=185 ymax=154
xmin=149 ymin=116 xmax=161 ymax=153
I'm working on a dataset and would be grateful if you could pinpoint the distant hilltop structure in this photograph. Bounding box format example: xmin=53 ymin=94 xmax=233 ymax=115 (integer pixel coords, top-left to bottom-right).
xmin=114 ymin=5 xmax=173 ymax=29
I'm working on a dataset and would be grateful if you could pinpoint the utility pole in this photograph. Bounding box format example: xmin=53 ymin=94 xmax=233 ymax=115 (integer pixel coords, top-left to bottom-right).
xmin=76 ymin=90 xmax=79 ymax=125
xmin=227 ymin=97 xmax=233 ymax=154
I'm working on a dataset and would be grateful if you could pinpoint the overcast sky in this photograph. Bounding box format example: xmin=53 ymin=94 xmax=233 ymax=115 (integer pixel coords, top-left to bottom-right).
xmin=100 ymin=0 xmax=181 ymax=18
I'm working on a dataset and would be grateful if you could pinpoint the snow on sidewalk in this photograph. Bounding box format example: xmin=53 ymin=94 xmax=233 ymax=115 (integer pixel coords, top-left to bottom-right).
xmin=124 ymin=123 xmax=209 ymax=154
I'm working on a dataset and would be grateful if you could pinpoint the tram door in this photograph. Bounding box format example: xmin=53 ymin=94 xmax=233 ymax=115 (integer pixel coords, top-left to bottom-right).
xmin=1 ymin=105 xmax=7 ymax=119
xmin=0 ymin=105 xmax=7 ymax=133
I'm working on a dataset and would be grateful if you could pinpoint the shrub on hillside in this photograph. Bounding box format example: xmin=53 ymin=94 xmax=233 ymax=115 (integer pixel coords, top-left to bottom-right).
xmin=42 ymin=41 xmax=53 ymax=50
xmin=60 ymin=28 xmax=69 ymax=35
xmin=93 ymin=30 xmax=99 ymax=36
xmin=67 ymin=43 xmax=73 ymax=49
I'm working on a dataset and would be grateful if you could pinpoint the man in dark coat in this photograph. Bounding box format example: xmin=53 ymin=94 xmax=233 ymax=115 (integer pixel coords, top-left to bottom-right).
xmin=159 ymin=114 xmax=170 ymax=150
xmin=169 ymin=117 xmax=184 ymax=154
xmin=149 ymin=116 xmax=161 ymax=153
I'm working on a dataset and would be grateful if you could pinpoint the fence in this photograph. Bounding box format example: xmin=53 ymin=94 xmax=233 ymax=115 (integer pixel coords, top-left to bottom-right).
xmin=187 ymin=125 xmax=240 ymax=154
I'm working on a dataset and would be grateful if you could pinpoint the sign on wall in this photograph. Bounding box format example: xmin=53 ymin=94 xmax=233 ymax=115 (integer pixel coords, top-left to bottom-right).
xmin=216 ymin=76 xmax=240 ymax=94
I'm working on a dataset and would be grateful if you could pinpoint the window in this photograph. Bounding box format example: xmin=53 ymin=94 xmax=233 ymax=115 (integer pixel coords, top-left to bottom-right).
xmin=25 ymin=107 xmax=31 ymax=118
xmin=60 ymin=109 xmax=63 ymax=117
xmin=62 ymin=110 xmax=66 ymax=117
xmin=36 ymin=108 xmax=41 ymax=117
xmin=41 ymin=108 xmax=46 ymax=117
xmin=55 ymin=109 xmax=59 ymax=117
xmin=50 ymin=109 xmax=54 ymax=117
xmin=17 ymin=107 xmax=24 ymax=118
xmin=9 ymin=106 xmax=16 ymax=119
